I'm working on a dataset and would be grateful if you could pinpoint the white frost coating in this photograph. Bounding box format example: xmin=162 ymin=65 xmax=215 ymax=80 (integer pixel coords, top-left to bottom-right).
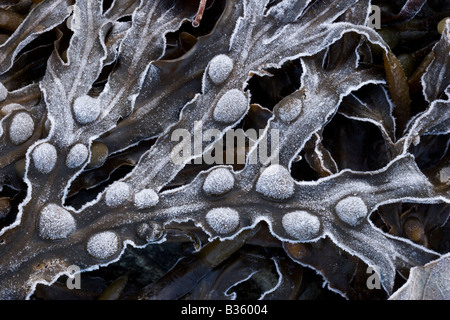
xmin=66 ymin=143 xmax=89 ymax=168
xmin=32 ymin=143 xmax=57 ymax=174
xmin=277 ymin=97 xmax=302 ymax=123
xmin=134 ymin=188 xmax=159 ymax=209
xmin=282 ymin=211 xmax=321 ymax=240
xmin=38 ymin=204 xmax=76 ymax=240
xmin=9 ymin=112 xmax=34 ymax=145
xmin=86 ymin=231 xmax=119 ymax=260
xmin=335 ymin=196 xmax=368 ymax=226
xmin=73 ymin=95 xmax=101 ymax=125
xmin=256 ymin=164 xmax=295 ymax=200
xmin=213 ymin=89 xmax=248 ymax=123
xmin=208 ymin=54 xmax=234 ymax=85
xmin=203 ymin=168 xmax=235 ymax=196
xmin=0 ymin=82 xmax=7 ymax=101
xmin=105 ymin=181 xmax=131 ymax=207
xmin=206 ymin=207 xmax=240 ymax=234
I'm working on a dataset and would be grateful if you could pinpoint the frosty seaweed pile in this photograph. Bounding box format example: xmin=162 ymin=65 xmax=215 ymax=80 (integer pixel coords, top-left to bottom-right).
xmin=0 ymin=0 xmax=448 ymax=300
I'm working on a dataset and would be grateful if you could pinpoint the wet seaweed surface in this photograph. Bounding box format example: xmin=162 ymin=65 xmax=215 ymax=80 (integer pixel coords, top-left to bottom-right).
xmin=0 ymin=0 xmax=449 ymax=300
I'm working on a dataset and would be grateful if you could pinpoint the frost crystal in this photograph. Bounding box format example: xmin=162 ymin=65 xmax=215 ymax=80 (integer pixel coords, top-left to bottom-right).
xmin=105 ymin=181 xmax=131 ymax=207
xmin=203 ymin=168 xmax=235 ymax=196
xmin=65 ymin=144 xmax=89 ymax=168
xmin=208 ymin=54 xmax=234 ymax=85
xmin=282 ymin=211 xmax=321 ymax=241
xmin=86 ymin=231 xmax=119 ymax=260
xmin=206 ymin=207 xmax=240 ymax=234
xmin=73 ymin=95 xmax=101 ymax=125
xmin=335 ymin=196 xmax=368 ymax=226
xmin=9 ymin=112 xmax=34 ymax=145
xmin=134 ymin=188 xmax=159 ymax=209
xmin=277 ymin=97 xmax=302 ymax=123
xmin=38 ymin=204 xmax=76 ymax=240
xmin=256 ymin=165 xmax=295 ymax=200
xmin=213 ymin=89 xmax=248 ymax=123
xmin=32 ymin=143 xmax=57 ymax=174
